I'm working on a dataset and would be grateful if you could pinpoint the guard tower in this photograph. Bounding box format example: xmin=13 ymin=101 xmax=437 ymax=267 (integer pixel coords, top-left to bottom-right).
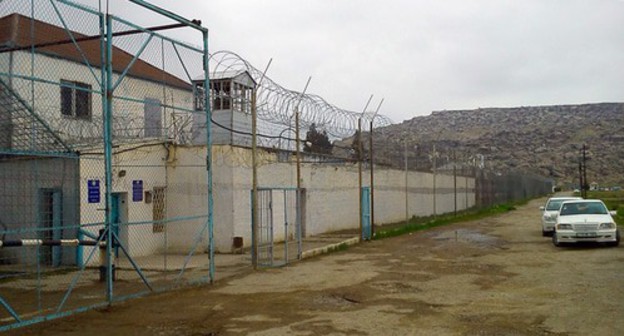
xmin=192 ymin=70 xmax=256 ymax=146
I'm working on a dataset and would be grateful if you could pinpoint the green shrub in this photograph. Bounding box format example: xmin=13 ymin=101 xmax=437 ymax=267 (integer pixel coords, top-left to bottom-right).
xmin=373 ymin=202 xmax=518 ymax=240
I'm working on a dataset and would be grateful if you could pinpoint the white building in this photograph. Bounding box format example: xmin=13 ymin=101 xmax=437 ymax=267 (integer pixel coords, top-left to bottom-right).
xmin=0 ymin=13 xmax=477 ymax=269
xmin=0 ymin=13 xmax=203 ymax=266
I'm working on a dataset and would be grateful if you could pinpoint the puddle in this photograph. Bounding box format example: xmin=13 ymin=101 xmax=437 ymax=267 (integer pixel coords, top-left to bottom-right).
xmin=429 ymin=229 xmax=503 ymax=248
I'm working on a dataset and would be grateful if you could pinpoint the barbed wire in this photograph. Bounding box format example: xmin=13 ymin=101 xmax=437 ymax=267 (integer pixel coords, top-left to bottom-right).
xmin=209 ymin=50 xmax=393 ymax=139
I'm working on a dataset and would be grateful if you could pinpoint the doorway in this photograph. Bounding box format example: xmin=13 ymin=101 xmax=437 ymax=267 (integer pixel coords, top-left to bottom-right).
xmin=40 ymin=189 xmax=62 ymax=267
xmin=111 ymin=193 xmax=128 ymax=257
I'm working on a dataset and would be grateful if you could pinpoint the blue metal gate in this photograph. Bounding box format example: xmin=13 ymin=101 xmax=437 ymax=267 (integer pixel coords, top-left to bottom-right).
xmin=361 ymin=187 xmax=371 ymax=240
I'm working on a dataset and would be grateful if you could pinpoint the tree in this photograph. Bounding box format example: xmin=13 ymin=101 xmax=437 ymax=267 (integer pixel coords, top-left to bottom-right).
xmin=350 ymin=129 xmax=368 ymax=160
xmin=303 ymin=123 xmax=333 ymax=155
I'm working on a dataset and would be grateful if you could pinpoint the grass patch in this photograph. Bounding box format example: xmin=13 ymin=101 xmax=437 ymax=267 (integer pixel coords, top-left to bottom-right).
xmin=327 ymin=242 xmax=349 ymax=253
xmin=374 ymin=203 xmax=520 ymax=240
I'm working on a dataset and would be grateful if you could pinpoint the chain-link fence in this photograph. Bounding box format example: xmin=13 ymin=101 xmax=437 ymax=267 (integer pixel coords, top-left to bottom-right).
xmin=0 ymin=0 xmax=554 ymax=331
xmin=0 ymin=0 xmax=213 ymax=330
xmin=475 ymin=171 xmax=553 ymax=207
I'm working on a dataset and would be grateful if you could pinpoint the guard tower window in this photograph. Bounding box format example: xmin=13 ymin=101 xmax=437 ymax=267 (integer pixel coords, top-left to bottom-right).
xmin=232 ymin=82 xmax=251 ymax=114
xmin=193 ymin=82 xmax=205 ymax=111
xmin=211 ymin=80 xmax=231 ymax=110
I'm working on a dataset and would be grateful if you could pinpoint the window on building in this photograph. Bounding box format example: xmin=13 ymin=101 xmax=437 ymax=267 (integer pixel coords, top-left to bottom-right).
xmin=211 ymin=81 xmax=231 ymax=110
xmin=144 ymin=98 xmax=162 ymax=138
xmin=60 ymin=80 xmax=91 ymax=119
xmin=152 ymin=187 xmax=166 ymax=233
xmin=193 ymin=82 xmax=205 ymax=111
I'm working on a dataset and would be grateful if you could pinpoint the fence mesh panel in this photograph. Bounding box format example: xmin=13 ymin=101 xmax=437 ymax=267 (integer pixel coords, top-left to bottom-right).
xmin=0 ymin=0 xmax=213 ymax=330
xmin=0 ymin=0 xmax=554 ymax=332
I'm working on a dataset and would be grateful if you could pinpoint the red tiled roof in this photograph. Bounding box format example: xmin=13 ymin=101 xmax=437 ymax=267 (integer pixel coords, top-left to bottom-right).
xmin=0 ymin=13 xmax=192 ymax=91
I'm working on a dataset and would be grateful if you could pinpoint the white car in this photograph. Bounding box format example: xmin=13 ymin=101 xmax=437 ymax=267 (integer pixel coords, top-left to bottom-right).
xmin=540 ymin=197 xmax=582 ymax=236
xmin=552 ymin=199 xmax=620 ymax=247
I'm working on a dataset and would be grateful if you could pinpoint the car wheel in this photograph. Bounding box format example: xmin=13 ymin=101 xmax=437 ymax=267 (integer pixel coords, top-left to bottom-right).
xmin=542 ymin=229 xmax=548 ymax=237
xmin=552 ymin=232 xmax=562 ymax=247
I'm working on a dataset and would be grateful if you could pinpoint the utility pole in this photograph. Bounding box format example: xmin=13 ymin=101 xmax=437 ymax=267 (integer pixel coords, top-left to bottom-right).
xmin=578 ymin=160 xmax=583 ymax=197
xmin=581 ymin=144 xmax=589 ymax=198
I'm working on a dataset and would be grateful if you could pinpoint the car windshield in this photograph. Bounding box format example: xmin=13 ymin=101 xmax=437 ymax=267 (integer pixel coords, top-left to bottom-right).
xmin=559 ymin=202 xmax=608 ymax=216
xmin=546 ymin=200 xmax=567 ymax=211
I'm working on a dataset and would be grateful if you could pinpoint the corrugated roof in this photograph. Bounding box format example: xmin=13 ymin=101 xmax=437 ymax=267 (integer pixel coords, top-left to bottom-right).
xmin=194 ymin=69 xmax=256 ymax=86
xmin=0 ymin=13 xmax=192 ymax=91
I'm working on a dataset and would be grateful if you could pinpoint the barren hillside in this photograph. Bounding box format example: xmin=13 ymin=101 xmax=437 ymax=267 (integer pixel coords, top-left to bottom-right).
xmin=352 ymin=103 xmax=624 ymax=188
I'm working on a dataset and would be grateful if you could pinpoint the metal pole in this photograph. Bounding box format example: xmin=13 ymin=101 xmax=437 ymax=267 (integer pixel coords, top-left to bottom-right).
xmin=295 ymin=109 xmax=301 ymax=246
xmin=465 ymin=161 xmax=469 ymax=209
xmin=294 ymin=76 xmax=310 ymax=258
xmin=404 ymin=139 xmax=408 ymax=225
xmin=369 ymin=120 xmax=375 ymax=237
xmin=453 ymin=150 xmax=457 ymax=216
xmin=369 ymin=98 xmax=383 ymax=237
xmin=202 ymin=29 xmax=215 ymax=282
xmin=128 ymin=0 xmax=206 ymax=31
xmin=358 ymin=118 xmax=363 ymax=242
xmin=251 ymin=59 xmax=272 ymax=269
xmin=432 ymin=143 xmax=437 ymax=216
xmin=358 ymin=95 xmax=372 ymax=241
xmin=104 ymin=14 xmax=114 ymax=303
xmin=582 ymin=144 xmax=588 ymax=198
xmin=251 ymin=90 xmax=258 ymax=269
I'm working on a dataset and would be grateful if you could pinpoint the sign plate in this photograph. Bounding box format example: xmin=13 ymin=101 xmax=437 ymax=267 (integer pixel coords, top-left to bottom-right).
xmin=132 ymin=180 xmax=143 ymax=202
xmin=88 ymin=180 xmax=100 ymax=203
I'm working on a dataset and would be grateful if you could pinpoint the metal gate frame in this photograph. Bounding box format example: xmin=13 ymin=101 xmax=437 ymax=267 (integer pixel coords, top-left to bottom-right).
xmin=361 ymin=187 xmax=371 ymax=240
xmin=252 ymin=187 xmax=302 ymax=267
xmin=0 ymin=0 xmax=213 ymax=331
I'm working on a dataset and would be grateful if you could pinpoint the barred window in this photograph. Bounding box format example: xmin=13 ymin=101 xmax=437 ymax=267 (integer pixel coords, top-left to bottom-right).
xmin=144 ymin=98 xmax=162 ymax=138
xmin=60 ymin=80 xmax=91 ymax=119
xmin=152 ymin=187 xmax=166 ymax=233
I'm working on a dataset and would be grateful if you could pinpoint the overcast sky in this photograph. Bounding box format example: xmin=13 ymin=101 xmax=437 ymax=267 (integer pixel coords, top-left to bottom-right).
xmin=82 ymin=0 xmax=623 ymax=123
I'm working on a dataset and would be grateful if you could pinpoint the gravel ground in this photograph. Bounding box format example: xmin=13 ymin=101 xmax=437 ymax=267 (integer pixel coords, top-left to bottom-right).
xmin=14 ymin=197 xmax=624 ymax=335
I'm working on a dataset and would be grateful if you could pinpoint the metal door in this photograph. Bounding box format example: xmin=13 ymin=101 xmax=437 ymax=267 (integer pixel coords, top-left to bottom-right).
xmin=253 ymin=188 xmax=301 ymax=267
xmin=40 ymin=189 xmax=62 ymax=267
xmin=111 ymin=193 xmax=128 ymax=257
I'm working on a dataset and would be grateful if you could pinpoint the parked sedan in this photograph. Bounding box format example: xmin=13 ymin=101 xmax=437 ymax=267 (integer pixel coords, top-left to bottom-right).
xmin=552 ymin=200 xmax=620 ymax=247
xmin=540 ymin=196 xmax=582 ymax=236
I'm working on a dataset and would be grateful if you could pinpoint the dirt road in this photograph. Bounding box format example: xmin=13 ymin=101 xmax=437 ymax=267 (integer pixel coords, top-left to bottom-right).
xmin=16 ymin=197 xmax=624 ymax=335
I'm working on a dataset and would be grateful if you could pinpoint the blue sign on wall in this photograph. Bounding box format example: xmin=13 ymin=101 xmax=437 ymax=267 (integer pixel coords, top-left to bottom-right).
xmin=132 ymin=180 xmax=143 ymax=202
xmin=87 ymin=180 xmax=100 ymax=203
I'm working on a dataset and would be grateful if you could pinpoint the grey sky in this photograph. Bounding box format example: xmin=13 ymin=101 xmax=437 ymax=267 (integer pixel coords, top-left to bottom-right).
xmin=84 ymin=0 xmax=623 ymax=123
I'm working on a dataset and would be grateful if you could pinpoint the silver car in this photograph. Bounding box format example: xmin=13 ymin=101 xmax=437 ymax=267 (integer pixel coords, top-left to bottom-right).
xmin=540 ymin=197 xmax=582 ymax=236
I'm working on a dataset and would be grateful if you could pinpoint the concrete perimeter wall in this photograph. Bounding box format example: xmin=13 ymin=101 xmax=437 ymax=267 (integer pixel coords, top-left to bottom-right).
xmin=205 ymin=145 xmax=475 ymax=252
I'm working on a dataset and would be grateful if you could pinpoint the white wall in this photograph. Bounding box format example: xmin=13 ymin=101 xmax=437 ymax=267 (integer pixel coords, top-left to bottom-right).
xmin=9 ymin=51 xmax=194 ymax=145
xmin=78 ymin=143 xmax=169 ymax=265
xmin=217 ymin=146 xmax=476 ymax=251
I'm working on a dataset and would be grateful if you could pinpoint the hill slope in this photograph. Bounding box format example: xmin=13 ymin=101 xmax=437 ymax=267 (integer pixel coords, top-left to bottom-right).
xmin=366 ymin=103 xmax=624 ymax=187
